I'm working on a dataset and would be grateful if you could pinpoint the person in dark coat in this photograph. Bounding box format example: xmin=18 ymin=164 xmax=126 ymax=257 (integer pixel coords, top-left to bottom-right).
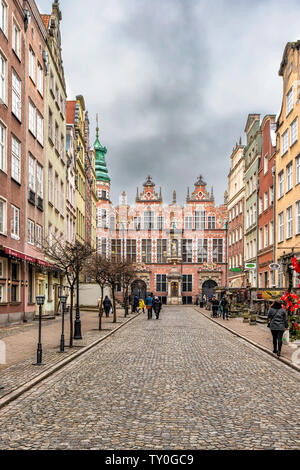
xmin=221 ymin=295 xmax=229 ymax=320
xmin=103 ymin=295 xmax=112 ymax=317
xmin=133 ymin=295 xmax=139 ymax=313
xmin=268 ymin=299 xmax=289 ymax=357
xmin=145 ymin=294 xmax=153 ymax=319
xmin=153 ymin=296 xmax=162 ymax=319
xmin=211 ymin=297 xmax=219 ymax=317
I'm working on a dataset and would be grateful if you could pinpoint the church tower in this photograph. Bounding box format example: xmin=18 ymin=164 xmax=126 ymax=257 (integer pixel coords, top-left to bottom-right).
xmin=94 ymin=115 xmax=110 ymax=201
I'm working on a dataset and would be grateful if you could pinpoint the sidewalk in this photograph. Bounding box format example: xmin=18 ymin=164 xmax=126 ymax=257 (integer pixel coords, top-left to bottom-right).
xmin=197 ymin=307 xmax=299 ymax=365
xmin=0 ymin=308 xmax=139 ymax=400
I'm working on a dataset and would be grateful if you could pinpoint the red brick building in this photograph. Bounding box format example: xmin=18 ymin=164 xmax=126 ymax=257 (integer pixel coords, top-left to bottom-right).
xmin=257 ymin=115 xmax=276 ymax=287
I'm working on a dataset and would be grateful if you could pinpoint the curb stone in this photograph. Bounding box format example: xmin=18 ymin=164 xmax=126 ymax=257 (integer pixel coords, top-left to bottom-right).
xmin=0 ymin=311 xmax=141 ymax=410
xmin=195 ymin=307 xmax=300 ymax=375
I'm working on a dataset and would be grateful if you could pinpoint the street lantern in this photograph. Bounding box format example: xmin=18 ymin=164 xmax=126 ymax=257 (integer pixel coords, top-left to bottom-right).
xmin=33 ymin=295 xmax=45 ymax=365
xmin=59 ymin=293 xmax=68 ymax=352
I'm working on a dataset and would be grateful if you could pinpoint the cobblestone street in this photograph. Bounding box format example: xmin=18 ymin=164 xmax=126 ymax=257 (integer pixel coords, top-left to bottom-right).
xmin=0 ymin=306 xmax=299 ymax=450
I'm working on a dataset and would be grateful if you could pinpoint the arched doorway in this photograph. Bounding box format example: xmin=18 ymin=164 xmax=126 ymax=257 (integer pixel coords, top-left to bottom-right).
xmin=131 ymin=279 xmax=147 ymax=300
xmin=202 ymin=279 xmax=217 ymax=300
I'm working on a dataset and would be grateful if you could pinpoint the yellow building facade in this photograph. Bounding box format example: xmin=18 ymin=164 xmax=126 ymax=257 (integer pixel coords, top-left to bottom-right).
xmin=276 ymin=41 xmax=300 ymax=288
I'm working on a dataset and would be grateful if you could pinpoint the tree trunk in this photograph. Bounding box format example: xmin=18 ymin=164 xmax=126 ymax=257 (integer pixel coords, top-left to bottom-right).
xmin=69 ymin=285 xmax=74 ymax=348
xmin=99 ymin=284 xmax=104 ymax=330
xmin=112 ymin=283 xmax=117 ymax=323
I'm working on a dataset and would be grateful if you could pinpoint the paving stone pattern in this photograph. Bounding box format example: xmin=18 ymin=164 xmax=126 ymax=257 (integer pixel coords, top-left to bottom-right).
xmin=0 ymin=306 xmax=299 ymax=450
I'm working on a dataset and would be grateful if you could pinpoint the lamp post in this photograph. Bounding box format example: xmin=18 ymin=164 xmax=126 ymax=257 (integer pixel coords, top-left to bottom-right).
xmin=59 ymin=293 xmax=68 ymax=352
xmin=74 ymin=274 xmax=82 ymax=340
xmin=33 ymin=295 xmax=45 ymax=365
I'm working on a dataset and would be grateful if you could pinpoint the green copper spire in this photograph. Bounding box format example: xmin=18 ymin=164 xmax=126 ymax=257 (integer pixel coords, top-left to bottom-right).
xmin=94 ymin=114 xmax=110 ymax=182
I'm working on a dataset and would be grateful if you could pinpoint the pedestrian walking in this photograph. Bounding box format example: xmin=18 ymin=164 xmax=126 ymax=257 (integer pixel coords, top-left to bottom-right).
xmin=103 ymin=295 xmax=112 ymax=317
xmin=153 ymin=296 xmax=161 ymax=319
xmin=221 ymin=295 xmax=229 ymax=320
xmin=267 ymin=299 xmax=289 ymax=357
xmin=211 ymin=296 xmax=219 ymax=318
xmin=195 ymin=294 xmax=199 ymax=306
xmin=133 ymin=295 xmax=139 ymax=313
xmin=145 ymin=294 xmax=153 ymax=319
xmin=138 ymin=298 xmax=145 ymax=313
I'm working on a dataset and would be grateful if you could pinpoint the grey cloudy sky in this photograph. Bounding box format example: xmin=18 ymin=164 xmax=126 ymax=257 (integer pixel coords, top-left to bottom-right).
xmin=37 ymin=0 xmax=300 ymax=206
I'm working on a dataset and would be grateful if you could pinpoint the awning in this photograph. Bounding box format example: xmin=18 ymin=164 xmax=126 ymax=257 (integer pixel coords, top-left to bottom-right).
xmin=3 ymin=247 xmax=55 ymax=268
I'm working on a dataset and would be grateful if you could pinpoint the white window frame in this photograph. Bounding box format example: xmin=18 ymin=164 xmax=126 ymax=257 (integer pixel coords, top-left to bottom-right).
xmin=278 ymin=171 xmax=284 ymax=199
xmin=0 ymin=119 xmax=7 ymax=172
xmin=28 ymin=153 xmax=35 ymax=192
xmin=264 ymin=154 xmax=268 ymax=175
xmin=0 ymin=197 xmax=7 ymax=235
xmin=278 ymin=212 xmax=284 ymax=243
xmin=0 ymin=51 xmax=7 ymax=104
xmin=296 ymin=201 xmax=300 ymax=235
xmin=286 ymin=206 xmax=293 ymax=239
xmin=11 ymin=204 xmax=20 ymax=239
xmin=264 ymin=224 xmax=268 ymax=248
xmin=12 ymin=69 xmax=21 ymax=120
xmin=28 ymin=219 xmax=34 ymax=245
xmin=36 ymin=111 xmax=43 ymax=144
xmin=12 ymin=18 xmax=21 ymax=58
xmin=296 ymin=156 xmax=300 ymax=185
xmin=37 ymin=62 xmax=43 ymax=95
xmin=29 ymin=47 xmax=35 ymax=82
xmin=11 ymin=135 xmax=21 ymax=183
xmin=286 ymin=162 xmax=293 ymax=192
xmin=36 ymin=224 xmax=42 ymax=248
xmin=264 ymin=191 xmax=268 ymax=211
xmin=0 ymin=1 xmax=8 ymax=36
xmin=286 ymin=87 xmax=293 ymax=116
xmin=28 ymin=100 xmax=36 ymax=136
xmin=36 ymin=163 xmax=43 ymax=198
xmin=281 ymin=129 xmax=288 ymax=156
xmin=291 ymin=117 xmax=298 ymax=146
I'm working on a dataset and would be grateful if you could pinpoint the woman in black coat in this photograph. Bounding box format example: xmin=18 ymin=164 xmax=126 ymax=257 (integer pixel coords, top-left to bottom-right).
xmin=268 ymin=299 xmax=289 ymax=357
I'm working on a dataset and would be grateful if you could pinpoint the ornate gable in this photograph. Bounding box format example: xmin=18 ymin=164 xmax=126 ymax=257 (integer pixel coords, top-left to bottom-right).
xmin=45 ymin=1 xmax=66 ymax=93
xmin=136 ymin=176 xmax=162 ymax=203
xmin=188 ymin=175 xmax=211 ymax=202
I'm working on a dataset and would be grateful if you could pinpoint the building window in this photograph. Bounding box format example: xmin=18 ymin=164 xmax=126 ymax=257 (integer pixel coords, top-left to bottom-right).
xmin=60 ymin=135 xmax=64 ymax=161
xmin=269 ymin=186 xmax=273 ymax=204
xmin=12 ymin=20 xmax=21 ymax=57
xmin=296 ymin=156 xmax=300 ymax=185
xmin=0 ymin=120 xmax=6 ymax=172
xmin=264 ymin=191 xmax=268 ymax=211
xmin=184 ymin=216 xmax=193 ymax=230
xmin=111 ymin=239 xmax=122 ymax=262
xmin=101 ymin=209 xmax=107 ymax=228
xmin=54 ymin=173 xmax=59 ymax=209
xmin=286 ymin=162 xmax=293 ymax=192
xmin=11 ymin=204 xmax=20 ymax=239
xmin=157 ymin=216 xmax=164 ymax=230
xmin=286 ymin=87 xmax=293 ymax=116
xmin=156 ymin=274 xmax=167 ymax=292
xmin=48 ymin=109 xmax=53 ymax=141
xmin=157 ymin=239 xmax=167 ymax=263
xmin=197 ymin=239 xmax=208 ymax=263
xmin=0 ymin=1 xmax=7 ymax=35
xmin=264 ymin=225 xmax=268 ymax=248
xmin=126 ymin=239 xmax=136 ymax=263
xmin=55 ymin=122 xmax=59 ymax=152
xmin=264 ymin=154 xmax=268 ymax=175
xmin=182 ymin=274 xmax=192 ymax=292
xmin=269 ymin=221 xmax=273 ymax=245
xmin=296 ymin=201 xmax=300 ymax=235
xmin=133 ymin=216 xmax=141 ymax=231
xmin=278 ymin=171 xmax=284 ymax=198
xmin=259 ymin=197 xmax=263 ymax=215
xmin=259 ymin=228 xmax=263 ymax=250
xmin=36 ymin=224 xmax=42 ymax=248
xmin=37 ymin=63 xmax=43 ymax=95
xmin=144 ymin=211 xmax=154 ymax=230
xmin=291 ymin=117 xmax=298 ymax=146
xmin=0 ymin=52 xmax=6 ymax=104
xmin=195 ymin=211 xmax=205 ymax=230
xmin=101 ymin=238 xmax=107 ymax=257
xmin=0 ymin=197 xmax=6 ymax=234
xmin=142 ymin=239 xmax=152 ymax=263
xmin=278 ymin=212 xmax=284 ymax=243
xmin=286 ymin=206 xmax=293 ymax=239
xmin=48 ymin=164 xmax=53 ymax=204
xmin=12 ymin=70 xmax=21 ymax=120
xmin=28 ymin=219 xmax=34 ymax=245
xmin=207 ymin=215 xmax=216 ymax=229
xmin=29 ymin=47 xmax=35 ymax=82
xmin=213 ymin=239 xmax=223 ymax=263
xmin=282 ymin=129 xmax=289 ymax=156
xmin=11 ymin=135 xmax=21 ymax=183
xmin=60 ymin=181 xmax=64 ymax=215
xmin=109 ymin=215 xmax=115 ymax=230
xmin=28 ymin=100 xmax=36 ymax=135
xmin=28 ymin=153 xmax=35 ymax=192
xmin=182 ymin=239 xmax=193 ymax=262
xmin=37 ymin=112 xmax=43 ymax=144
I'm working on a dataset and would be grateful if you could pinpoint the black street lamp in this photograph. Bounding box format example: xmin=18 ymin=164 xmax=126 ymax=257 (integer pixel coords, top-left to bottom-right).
xmin=33 ymin=295 xmax=45 ymax=365
xmin=74 ymin=275 xmax=82 ymax=340
xmin=59 ymin=292 xmax=68 ymax=352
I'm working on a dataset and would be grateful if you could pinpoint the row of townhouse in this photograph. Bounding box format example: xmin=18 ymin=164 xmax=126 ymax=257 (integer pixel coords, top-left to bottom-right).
xmin=227 ymin=40 xmax=300 ymax=290
xmin=0 ymin=0 xmax=96 ymax=325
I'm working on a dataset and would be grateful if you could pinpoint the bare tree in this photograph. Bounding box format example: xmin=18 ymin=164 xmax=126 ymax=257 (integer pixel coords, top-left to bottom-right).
xmin=120 ymin=261 xmax=137 ymax=317
xmin=86 ymin=254 xmax=110 ymax=330
xmin=43 ymin=236 xmax=94 ymax=347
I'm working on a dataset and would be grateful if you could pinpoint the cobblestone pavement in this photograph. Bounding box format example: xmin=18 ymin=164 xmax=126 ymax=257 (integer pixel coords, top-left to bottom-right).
xmin=0 ymin=306 xmax=299 ymax=450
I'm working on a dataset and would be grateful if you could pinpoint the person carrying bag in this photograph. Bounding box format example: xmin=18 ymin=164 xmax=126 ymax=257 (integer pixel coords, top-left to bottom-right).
xmin=267 ymin=299 xmax=289 ymax=357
